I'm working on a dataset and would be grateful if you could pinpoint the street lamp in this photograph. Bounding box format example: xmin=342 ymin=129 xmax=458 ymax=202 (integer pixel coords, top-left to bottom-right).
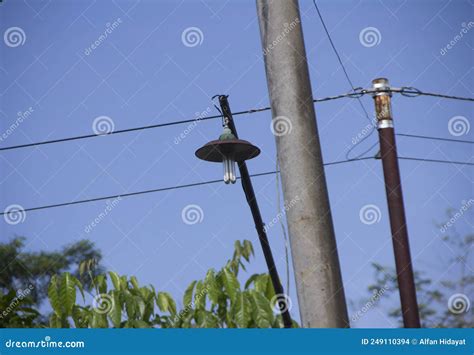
xmin=194 ymin=95 xmax=293 ymax=328
xmin=195 ymin=125 xmax=260 ymax=184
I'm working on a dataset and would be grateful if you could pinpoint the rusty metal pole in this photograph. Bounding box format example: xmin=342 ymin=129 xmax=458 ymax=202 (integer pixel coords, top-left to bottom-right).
xmin=372 ymin=78 xmax=421 ymax=328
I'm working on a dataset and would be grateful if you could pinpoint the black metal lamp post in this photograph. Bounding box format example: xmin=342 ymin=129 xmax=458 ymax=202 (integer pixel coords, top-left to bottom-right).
xmin=195 ymin=95 xmax=293 ymax=328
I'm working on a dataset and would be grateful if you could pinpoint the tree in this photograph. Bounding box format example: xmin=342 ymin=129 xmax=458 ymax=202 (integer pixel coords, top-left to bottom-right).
xmin=0 ymin=237 xmax=103 ymax=309
xmin=46 ymin=240 xmax=297 ymax=328
xmin=362 ymin=216 xmax=473 ymax=328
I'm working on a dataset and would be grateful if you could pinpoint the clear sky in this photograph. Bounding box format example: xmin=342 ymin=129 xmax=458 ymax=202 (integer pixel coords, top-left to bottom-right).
xmin=1 ymin=0 xmax=472 ymax=327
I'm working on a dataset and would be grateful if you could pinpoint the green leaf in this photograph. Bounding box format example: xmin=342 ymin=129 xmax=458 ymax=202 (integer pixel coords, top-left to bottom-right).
xmin=232 ymin=291 xmax=252 ymax=328
xmin=72 ymin=275 xmax=85 ymax=302
xmin=200 ymin=311 xmax=220 ymax=328
xmin=183 ymin=280 xmax=197 ymax=307
xmin=156 ymin=292 xmax=177 ymax=315
xmin=130 ymin=276 xmax=140 ymax=290
xmin=244 ymin=273 xmax=260 ymax=289
xmin=222 ymin=268 xmax=240 ymax=302
xmin=109 ymin=291 xmax=122 ymax=327
xmin=125 ymin=292 xmax=137 ymax=319
xmin=194 ymin=281 xmax=207 ymax=310
xmin=249 ymin=290 xmax=273 ymax=328
xmin=91 ymin=311 xmax=108 ymax=328
xmin=242 ymin=240 xmax=254 ymax=261
xmin=49 ymin=312 xmax=62 ymax=328
xmin=205 ymin=270 xmax=219 ymax=306
xmin=48 ymin=275 xmax=61 ymax=317
xmin=72 ymin=305 xmax=90 ymax=328
xmin=59 ymin=272 xmax=76 ymax=317
xmin=95 ymin=274 xmax=107 ymax=294
xmin=109 ymin=271 xmax=121 ymax=290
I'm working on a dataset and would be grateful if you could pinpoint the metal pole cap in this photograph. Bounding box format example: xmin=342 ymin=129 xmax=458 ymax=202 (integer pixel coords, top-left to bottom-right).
xmin=372 ymin=78 xmax=391 ymax=97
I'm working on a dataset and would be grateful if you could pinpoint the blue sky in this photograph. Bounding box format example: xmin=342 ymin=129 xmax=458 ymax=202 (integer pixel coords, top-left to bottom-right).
xmin=0 ymin=0 xmax=472 ymax=327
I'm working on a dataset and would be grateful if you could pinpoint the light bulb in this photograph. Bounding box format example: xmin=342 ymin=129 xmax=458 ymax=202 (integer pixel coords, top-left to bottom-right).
xmin=223 ymin=156 xmax=236 ymax=184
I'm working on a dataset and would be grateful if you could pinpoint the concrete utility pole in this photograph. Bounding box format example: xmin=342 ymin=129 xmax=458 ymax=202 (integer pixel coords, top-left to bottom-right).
xmin=256 ymin=0 xmax=349 ymax=327
xmin=371 ymin=78 xmax=421 ymax=328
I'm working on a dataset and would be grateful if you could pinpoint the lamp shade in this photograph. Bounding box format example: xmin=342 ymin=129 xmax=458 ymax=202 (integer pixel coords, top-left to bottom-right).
xmin=195 ymin=139 xmax=260 ymax=163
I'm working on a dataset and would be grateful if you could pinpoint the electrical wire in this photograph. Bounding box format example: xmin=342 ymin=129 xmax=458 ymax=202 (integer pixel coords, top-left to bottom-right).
xmin=0 ymin=88 xmax=471 ymax=153
xmin=397 ymin=157 xmax=474 ymax=166
xmin=396 ymin=133 xmax=474 ymax=144
xmin=275 ymin=157 xmax=291 ymax=295
xmin=312 ymin=0 xmax=378 ymax=162
xmin=2 ymin=156 xmax=472 ymax=216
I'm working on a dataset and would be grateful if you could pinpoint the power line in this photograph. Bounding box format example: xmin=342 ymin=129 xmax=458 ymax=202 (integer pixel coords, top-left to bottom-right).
xmin=312 ymin=0 xmax=377 ymax=161
xmin=398 ymin=157 xmax=474 ymax=166
xmin=0 ymin=88 xmax=471 ymax=153
xmin=2 ymin=156 xmax=472 ymax=217
xmin=0 ymin=108 xmax=271 ymax=152
xmin=396 ymin=133 xmax=474 ymax=144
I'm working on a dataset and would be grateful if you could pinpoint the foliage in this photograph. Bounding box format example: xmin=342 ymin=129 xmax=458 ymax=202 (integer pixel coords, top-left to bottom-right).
xmin=0 ymin=237 xmax=103 ymax=308
xmin=46 ymin=240 xmax=297 ymax=328
xmin=365 ymin=231 xmax=473 ymax=328
xmin=0 ymin=288 xmax=40 ymax=328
